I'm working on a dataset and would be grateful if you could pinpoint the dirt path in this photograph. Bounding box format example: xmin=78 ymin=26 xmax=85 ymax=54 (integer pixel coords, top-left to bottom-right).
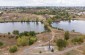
xmin=39 ymin=43 xmax=85 ymax=55
xmin=41 ymin=27 xmax=55 ymax=46
xmin=15 ymin=42 xmax=85 ymax=55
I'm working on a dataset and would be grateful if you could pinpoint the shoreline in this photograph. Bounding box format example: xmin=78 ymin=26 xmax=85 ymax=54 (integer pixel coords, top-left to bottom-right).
xmin=0 ymin=20 xmax=43 ymax=23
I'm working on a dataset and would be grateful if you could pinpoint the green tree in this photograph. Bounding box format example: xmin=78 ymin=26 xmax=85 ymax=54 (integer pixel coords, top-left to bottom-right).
xmin=23 ymin=31 xmax=29 ymax=36
xmin=56 ymin=39 xmax=67 ymax=50
xmin=17 ymin=36 xmax=29 ymax=46
xmin=8 ymin=32 xmax=11 ymax=35
xmin=47 ymin=18 xmax=52 ymax=24
xmin=29 ymin=37 xmax=37 ymax=45
xmin=29 ymin=31 xmax=36 ymax=36
xmin=13 ymin=30 xmax=19 ymax=35
xmin=64 ymin=31 xmax=69 ymax=40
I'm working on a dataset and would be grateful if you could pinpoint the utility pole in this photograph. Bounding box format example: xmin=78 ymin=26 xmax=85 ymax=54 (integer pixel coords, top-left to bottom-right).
xmin=48 ymin=39 xmax=51 ymax=50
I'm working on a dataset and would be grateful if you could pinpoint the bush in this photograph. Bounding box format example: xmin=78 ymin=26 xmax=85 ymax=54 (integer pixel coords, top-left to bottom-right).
xmin=8 ymin=32 xmax=11 ymax=35
xmin=44 ymin=24 xmax=51 ymax=32
xmin=13 ymin=30 xmax=19 ymax=35
xmin=64 ymin=31 xmax=69 ymax=40
xmin=0 ymin=42 xmax=3 ymax=47
xmin=72 ymin=37 xmax=84 ymax=44
xmin=23 ymin=31 xmax=29 ymax=36
xmin=19 ymin=31 xmax=29 ymax=36
xmin=9 ymin=45 xmax=17 ymax=53
xmin=47 ymin=18 xmax=52 ymax=24
xmin=29 ymin=31 xmax=36 ymax=36
xmin=51 ymin=48 xmax=54 ymax=52
xmin=39 ymin=51 xmax=42 ymax=53
xmin=17 ymin=36 xmax=29 ymax=46
xmin=19 ymin=32 xmax=26 ymax=36
xmin=29 ymin=37 xmax=37 ymax=45
xmin=56 ymin=39 xmax=67 ymax=50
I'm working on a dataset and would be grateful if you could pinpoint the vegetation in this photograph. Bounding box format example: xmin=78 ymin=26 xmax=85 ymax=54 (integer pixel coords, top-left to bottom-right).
xmin=29 ymin=37 xmax=37 ymax=45
xmin=47 ymin=18 xmax=52 ymax=24
xmin=13 ymin=30 xmax=19 ymax=35
xmin=9 ymin=45 xmax=18 ymax=53
xmin=19 ymin=31 xmax=28 ymax=36
xmin=8 ymin=32 xmax=11 ymax=35
xmin=0 ymin=12 xmax=3 ymax=16
xmin=53 ymin=10 xmax=71 ymax=21
xmin=0 ymin=42 xmax=3 ymax=47
xmin=51 ymin=48 xmax=54 ymax=52
xmin=56 ymin=39 xmax=67 ymax=50
xmin=29 ymin=31 xmax=36 ymax=36
xmin=44 ymin=24 xmax=51 ymax=32
xmin=19 ymin=31 xmax=36 ymax=37
xmin=17 ymin=36 xmax=29 ymax=46
xmin=64 ymin=31 xmax=70 ymax=40
xmin=71 ymin=37 xmax=84 ymax=44
xmin=39 ymin=51 xmax=42 ymax=53
xmin=17 ymin=35 xmax=37 ymax=46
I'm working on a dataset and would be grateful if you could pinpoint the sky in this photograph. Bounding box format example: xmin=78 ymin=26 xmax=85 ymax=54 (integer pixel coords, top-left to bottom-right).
xmin=0 ymin=0 xmax=85 ymax=6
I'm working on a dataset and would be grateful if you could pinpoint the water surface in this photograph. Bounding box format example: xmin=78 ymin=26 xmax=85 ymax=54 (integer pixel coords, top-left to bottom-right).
xmin=51 ymin=20 xmax=85 ymax=34
xmin=0 ymin=22 xmax=45 ymax=33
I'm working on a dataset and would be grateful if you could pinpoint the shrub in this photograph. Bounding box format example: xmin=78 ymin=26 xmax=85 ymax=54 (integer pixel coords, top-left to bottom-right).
xmin=39 ymin=51 xmax=42 ymax=53
xmin=8 ymin=32 xmax=11 ymax=35
xmin=72 ymin=37 xmax=84 ymax=44
xmin=19 ymin=32 xmax=25 ymax=36
xmin=19 ymin=31 xmax=30 ymax=36
xmin=44 ymin=24 xmax=51 ymax=32
xmin=9 ymin=45 xmax=17 ymax=53
xmin=56 ymin=39 xmax=67 ymax=50
xmin=47 ymin=18 xmax=52 ymax=24
xmin=17 ymin=36 xmax=29 ymax=46
xmin=0 ymin=42 xmax=3 ymax=47
xmin=13 ymin=30 xmax=19 ymax=35
xmin=51 ymin=48 xmax=54 ymax=52
xmin=64 ymin=31 xmax=69 ymax=40
xmin=29 ymin=31 xmax=36 ymax=36
xmin=29 ymin=37 xmax=37 ymax=45
xmin=24 ymin=31 xmax=29 ymax=36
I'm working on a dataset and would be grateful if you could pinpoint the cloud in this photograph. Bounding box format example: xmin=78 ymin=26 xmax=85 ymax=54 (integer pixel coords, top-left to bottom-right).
xmin=0 ymin=0 xmax=85 ymax=6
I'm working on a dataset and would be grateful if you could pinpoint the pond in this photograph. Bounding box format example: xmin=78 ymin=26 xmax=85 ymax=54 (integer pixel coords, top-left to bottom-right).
xmin=51 ymin=20 xmax=85 ymax=34
xmin=0 ymin=22 xmax=45 ymax=33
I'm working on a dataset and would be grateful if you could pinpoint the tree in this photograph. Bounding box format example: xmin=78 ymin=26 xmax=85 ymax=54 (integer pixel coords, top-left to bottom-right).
xmin=64 ymin=31 xmax=69 ymax=40
xmin=29 ymin=31 xmax=36 ymax=36
xmin=19 ymin=31 xmax=29 ymax=36
xmin=56 ymin=39 xmax=67 ymax=50
xmin=47 ymin=18 xmax=52 ymax=24
xmin=17 ymin=36 xmax=29 ymax=46
xmin=23 ymin=31 xmax=29 ymax=36
xmin=13 ymin=30 xmax=19 ymax=35
xmin=8 ymin=32 xmax=11 ymax=35
xmin=29 ymin=37 xmax=37 ymax=45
